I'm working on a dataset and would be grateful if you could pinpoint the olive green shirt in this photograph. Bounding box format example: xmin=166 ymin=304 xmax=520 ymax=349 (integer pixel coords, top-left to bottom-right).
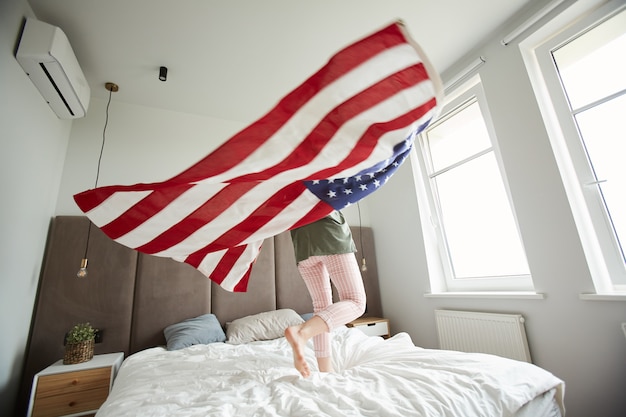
xmin=290 ymin=211 xmax=356 ymax=264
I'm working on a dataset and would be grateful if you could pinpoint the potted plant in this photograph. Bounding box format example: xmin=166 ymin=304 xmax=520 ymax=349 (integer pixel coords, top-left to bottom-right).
xmin=63 ymin=322 xmax=97 ymax=364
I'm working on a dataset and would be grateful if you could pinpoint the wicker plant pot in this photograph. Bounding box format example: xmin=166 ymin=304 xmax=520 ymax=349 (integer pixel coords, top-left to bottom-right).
xmin=63 ymin=339 xmax=95 ymax=364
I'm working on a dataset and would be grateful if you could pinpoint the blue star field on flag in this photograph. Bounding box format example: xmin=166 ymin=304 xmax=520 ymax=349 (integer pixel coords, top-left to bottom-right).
xmin=304 ymin=129 xmax=418 ymax=210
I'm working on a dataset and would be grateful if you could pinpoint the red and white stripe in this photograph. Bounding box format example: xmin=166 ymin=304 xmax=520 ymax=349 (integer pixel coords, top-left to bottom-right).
xmin=74 ymin=22 xmax=442 ymax=291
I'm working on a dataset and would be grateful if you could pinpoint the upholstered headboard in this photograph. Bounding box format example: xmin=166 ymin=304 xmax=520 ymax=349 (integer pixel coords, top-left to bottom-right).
xmin=19 ymin=216 xmax=381 ymax=412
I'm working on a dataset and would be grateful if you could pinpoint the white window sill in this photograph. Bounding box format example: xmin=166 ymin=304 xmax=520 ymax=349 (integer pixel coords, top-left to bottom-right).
xmin=579 ymin=293 xmax=626 ymax=301
xmin=424 ymin=292 xmax=545 ymax=300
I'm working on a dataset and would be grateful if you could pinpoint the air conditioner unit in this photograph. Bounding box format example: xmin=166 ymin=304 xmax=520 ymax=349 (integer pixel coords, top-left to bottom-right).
xmin=16 ymin=18 xmax=90 ymax=119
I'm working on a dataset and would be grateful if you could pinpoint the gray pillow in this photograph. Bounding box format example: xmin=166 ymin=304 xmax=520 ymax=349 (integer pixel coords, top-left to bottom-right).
xmin=164 ymin=313 xmax=226 ymax=350
xmin=226 ymin=309 xmax=304 ymax=345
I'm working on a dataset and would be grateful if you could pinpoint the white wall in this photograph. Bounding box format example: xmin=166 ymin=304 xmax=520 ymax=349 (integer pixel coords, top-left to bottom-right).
xmin=0 ymin=1 xmax=73 ymax=415
xmin=56 ymin=98 xmax=245 ymax=214
xmin=367 ymin=2 xmax=626 ymax=416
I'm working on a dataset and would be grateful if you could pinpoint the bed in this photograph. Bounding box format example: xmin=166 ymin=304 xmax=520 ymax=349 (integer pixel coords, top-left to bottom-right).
xmin=96 ymin=314 xmax=564 ymax=417
xmin=22 ymin=216 xmax=565 ymax=417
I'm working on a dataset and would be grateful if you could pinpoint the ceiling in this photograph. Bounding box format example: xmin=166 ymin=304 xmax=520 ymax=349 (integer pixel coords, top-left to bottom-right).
xmin=28 ymin=0 xmax=537 ymax=123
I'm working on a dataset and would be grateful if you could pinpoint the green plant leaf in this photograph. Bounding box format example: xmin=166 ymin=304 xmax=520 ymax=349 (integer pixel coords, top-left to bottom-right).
xmin=66 ymin=322 xmax=97 ymax=344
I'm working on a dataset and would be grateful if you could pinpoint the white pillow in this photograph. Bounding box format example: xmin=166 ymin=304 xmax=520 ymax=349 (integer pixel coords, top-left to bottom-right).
xmin=226 ymin=309 xmax=304 ymax=344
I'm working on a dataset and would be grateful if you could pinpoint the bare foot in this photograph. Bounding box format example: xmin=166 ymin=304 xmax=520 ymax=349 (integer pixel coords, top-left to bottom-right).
xmin=285 ymin=325 xmax=311 ymax=378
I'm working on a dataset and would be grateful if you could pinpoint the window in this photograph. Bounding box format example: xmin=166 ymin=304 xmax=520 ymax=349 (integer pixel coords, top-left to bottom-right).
xmin=415 ymin=80 xmax=532 ymax=292
xmin=531 ymin=0 xmax=626 ymax=294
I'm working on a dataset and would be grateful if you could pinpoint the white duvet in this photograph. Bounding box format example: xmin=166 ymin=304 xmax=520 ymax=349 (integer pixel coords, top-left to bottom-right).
xmin=97 ymin=327 xmax=564 ymax=417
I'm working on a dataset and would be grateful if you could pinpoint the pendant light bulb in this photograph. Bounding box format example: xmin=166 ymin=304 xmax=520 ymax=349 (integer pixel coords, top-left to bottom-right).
xmin=360 ymin=257 xmax=368 ymax=272
xmin=77 ymin=258 xmax=88 ymax=278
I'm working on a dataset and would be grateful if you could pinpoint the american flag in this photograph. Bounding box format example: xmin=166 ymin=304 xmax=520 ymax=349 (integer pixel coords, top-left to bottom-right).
xmin=74 ymin=21 xmax=443 ymax=292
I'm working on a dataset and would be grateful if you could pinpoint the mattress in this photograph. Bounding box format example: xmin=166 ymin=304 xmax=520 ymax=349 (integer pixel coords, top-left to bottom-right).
xmin=96 ymin=327 xmax=565 ymax=417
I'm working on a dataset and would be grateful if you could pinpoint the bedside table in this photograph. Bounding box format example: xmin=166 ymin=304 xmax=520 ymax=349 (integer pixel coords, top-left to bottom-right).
xmin=27 ymin=352 xmax=124 ymax=417
xmin=347 ymin=316 xmax=390 ymax=338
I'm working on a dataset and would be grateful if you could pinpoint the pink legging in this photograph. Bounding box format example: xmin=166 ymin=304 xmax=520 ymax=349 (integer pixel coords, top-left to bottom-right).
xmin=297 ymin=253 xmax=366 ymax=358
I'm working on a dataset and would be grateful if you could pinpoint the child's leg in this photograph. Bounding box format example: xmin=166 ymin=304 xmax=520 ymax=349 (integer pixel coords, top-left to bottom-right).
xmin=317 ymin=253 xmax=366 ymax=330
xmin=286 ymin=254 xmax=366 ymax=377
xmin=285 ymin=315 xmax=329 ymax=377
xmin=296 ymin=257 xmax=334 ymax=366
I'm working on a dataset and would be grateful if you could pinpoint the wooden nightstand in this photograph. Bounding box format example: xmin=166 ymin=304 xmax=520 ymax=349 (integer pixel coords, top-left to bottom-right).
xmin=347 ymin=316 xmax=390 ymax=338
xmin=27 ymin=352 xmax=124 ymax=417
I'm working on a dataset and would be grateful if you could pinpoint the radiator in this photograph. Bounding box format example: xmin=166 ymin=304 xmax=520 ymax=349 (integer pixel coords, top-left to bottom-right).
xmin=435 ymin=309 xmax=532 ymax=362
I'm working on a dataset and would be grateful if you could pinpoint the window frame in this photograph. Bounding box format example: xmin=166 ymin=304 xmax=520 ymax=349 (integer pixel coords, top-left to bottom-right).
xmin=414 ymin=77 xmax=534 ymax=293
xmin=525 ymin=0 xmax=626 ymax=294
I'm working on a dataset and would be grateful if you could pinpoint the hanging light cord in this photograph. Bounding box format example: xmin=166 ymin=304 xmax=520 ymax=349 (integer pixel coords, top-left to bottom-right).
xmin=357 ymin=201 xmax=367 ymax=272
xmin=95 ymin=87 xmax=113 ymax=188
xmin=82 ymin=89 xmax=112 ymax=260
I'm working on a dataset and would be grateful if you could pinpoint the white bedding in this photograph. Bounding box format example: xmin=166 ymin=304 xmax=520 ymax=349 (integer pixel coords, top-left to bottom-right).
xmin=97 ymin=327 xmax=565 ymax=417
